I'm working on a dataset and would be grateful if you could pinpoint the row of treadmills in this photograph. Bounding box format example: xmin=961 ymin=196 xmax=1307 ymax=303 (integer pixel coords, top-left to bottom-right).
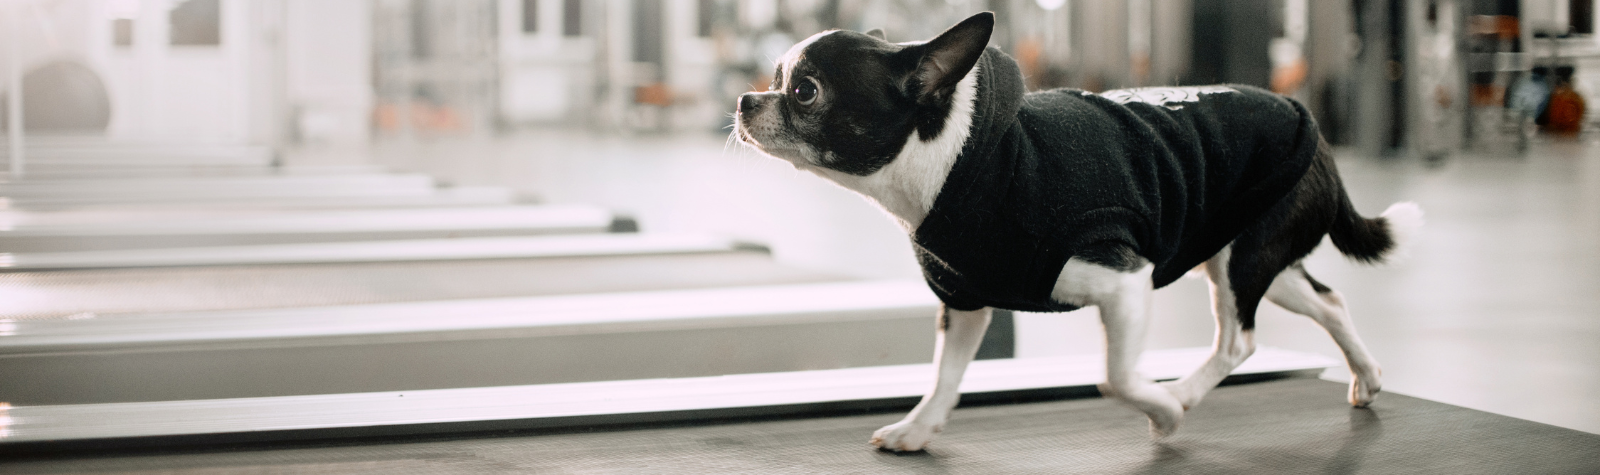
xmin=0 ymin=140 xmax=1337 ymax=453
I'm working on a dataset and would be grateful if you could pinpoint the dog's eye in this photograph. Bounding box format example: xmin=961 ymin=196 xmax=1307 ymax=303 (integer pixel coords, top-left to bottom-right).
xmin=794 ymin=77 xmax=820 ymax=105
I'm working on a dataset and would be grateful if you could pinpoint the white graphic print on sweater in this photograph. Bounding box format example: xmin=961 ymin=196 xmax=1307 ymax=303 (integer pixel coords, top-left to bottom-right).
xmin=1091 ymin=86 xmax=1239 ymax=110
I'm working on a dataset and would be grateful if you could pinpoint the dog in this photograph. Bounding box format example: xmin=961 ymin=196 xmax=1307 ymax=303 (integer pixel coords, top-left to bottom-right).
xmin=733 ymin=12 xmax=1422 ymax=452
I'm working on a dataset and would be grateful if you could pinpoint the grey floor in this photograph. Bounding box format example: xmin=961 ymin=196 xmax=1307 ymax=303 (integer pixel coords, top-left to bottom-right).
xmin=357 ymin=130 xmax=1600 ymax=436
xmin=6 ymin=379 xmax=1598 ymax=473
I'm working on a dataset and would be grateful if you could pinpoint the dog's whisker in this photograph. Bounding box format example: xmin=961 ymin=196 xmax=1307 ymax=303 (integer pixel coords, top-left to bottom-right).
xmin=723 ymin=131 xmax=740 ymax=155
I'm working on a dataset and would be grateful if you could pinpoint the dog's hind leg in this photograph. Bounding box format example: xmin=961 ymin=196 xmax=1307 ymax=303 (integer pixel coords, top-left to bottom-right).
xmin=1159 ymin=245 xmax=1258 ymax=411
xmin=870 ymin=305 xmax=991 ymax=452
xmin=1266 ymin=265 xmax=1383 ymax=407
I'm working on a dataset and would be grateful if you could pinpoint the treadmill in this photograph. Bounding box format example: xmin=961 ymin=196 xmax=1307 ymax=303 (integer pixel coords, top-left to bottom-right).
xmin=0 ymin=148 xmax=1375 ymax=460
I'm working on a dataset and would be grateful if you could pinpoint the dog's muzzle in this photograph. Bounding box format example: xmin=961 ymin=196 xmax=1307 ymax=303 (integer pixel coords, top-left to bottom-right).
xmin=738 ymin=93 xmax=763 ymax=116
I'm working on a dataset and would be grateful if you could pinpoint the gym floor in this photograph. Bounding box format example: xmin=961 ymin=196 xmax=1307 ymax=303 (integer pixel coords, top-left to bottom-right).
xmin=363 ymin=130 xmax=1600 ymax=436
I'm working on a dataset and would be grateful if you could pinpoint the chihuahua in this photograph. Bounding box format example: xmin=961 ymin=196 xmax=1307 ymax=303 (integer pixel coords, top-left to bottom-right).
xmin=734 ymin=12 xmax=1422 ymax=452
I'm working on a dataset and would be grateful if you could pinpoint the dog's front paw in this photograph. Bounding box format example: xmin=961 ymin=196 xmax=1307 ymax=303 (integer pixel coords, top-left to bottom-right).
xmin=870 ymin=420 xmax=941 ymax=452
xmin=1349 ymin=368 xmax=1383 ymax=408
xmin=1102 ymin=382 xmax=1185 ymax=439
xmin=1143 ymin=393 xmax=1184 ymax=439
xmin=1148 ymin=411 xmax=1182 ymax=439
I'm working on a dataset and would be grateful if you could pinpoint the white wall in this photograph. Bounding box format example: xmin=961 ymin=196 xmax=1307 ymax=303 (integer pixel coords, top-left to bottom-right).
xmin=284 ymin=0 xmax=372 ymax=146
xmin=498 ymin=0 xmax=598 ymax=125
xmin=666 ymin=0 xmax=717 ymax=131
xmin=85 ymin=0 xmax=252 ymax=142
xmin=1073 ymin=0 xmax=1131 ymax=89
xmin=1149 ymin=0 xmax=1191 ymax=86
xmin=1 ymin=0 xmax=372 ymax=149
xmin=1523 ymin=0 xmax=1572 ymax=33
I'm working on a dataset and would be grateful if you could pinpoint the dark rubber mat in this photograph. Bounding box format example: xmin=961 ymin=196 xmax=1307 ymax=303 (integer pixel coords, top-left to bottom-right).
xmin=0 ymin=252 xmax=839 ymax=320
xmin=3 ymin=378 xmax=1595 ymax=473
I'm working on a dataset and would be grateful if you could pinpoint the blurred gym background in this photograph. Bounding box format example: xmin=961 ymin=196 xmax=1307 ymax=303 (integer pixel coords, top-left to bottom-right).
xmin=0 ymin=0 xmax=1597 ymax=458
xmin=3 ymin=0 xmax=1591 ymax=152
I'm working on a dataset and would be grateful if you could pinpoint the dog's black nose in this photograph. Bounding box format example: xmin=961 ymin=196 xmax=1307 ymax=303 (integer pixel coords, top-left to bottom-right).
xmin=738 ymin=93 xmax=760 ymax=114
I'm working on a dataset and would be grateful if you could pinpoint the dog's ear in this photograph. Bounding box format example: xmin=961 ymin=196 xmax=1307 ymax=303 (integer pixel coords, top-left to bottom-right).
xmin=865 ymin=28 xmax=886 ymax=41
xmin=906 ymin=12 xmax=992 ymax=103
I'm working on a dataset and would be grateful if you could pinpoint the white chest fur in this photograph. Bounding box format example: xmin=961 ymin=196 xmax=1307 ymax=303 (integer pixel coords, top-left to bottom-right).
xmin=810 ymin=63 xmax=980 ymax=231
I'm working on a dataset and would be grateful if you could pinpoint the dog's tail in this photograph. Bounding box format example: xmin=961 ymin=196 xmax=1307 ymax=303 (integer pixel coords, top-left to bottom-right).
xmin=1328 ymin=196 xmax=1424 ymax=265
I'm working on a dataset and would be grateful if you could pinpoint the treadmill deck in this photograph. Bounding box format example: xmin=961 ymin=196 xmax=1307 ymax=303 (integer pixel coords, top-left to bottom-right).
xmin=0 ymin=251 xmax=838 ymax=320
xmin=3 ymin=378 xmax=1595 ymax=473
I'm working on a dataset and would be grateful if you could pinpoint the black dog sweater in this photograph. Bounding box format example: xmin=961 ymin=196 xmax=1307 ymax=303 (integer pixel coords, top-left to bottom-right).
xmin=914 ymin=48 xmax=1320 ymax=312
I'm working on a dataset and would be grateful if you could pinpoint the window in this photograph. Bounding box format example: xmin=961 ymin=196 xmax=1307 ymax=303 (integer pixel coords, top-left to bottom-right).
xmin=1574 ymin=0 xmax=1594 ymax=34
xmin=522 ymin=0 xmax=538 ymax=34
xmin=109 ymin=0 xmax=138 ymax=47
xmin=697 ymin=0 xmax=713 ymax=37
xmin=632 ymin=0 xmax=661 ymax=63
xmin=563 ymin=0 xmax=582 ymax=36
xmin=168 ymin=0 xmax=220 ymax=46
xmin=113 ymin=19 xmax=134 ymax=46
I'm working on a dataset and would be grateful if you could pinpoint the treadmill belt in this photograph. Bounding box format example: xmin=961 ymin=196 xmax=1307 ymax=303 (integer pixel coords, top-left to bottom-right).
xmin=0 ymin=252 xmax=840 ymax=320
xmin=2 ymin=379 xmax=1595 ymax=473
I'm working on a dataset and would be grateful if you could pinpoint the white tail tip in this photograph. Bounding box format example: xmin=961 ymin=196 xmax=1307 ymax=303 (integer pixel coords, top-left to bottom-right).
xmin=1380 ymin=202 xmax=1425 ymax=261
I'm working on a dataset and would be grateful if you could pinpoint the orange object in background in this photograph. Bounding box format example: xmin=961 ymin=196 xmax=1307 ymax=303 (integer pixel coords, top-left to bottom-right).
xmin=635 ymin=84 xmax=673 ymax=107
xmin=1271 ymin=60 xmax=1308 ymax=95
xmin=1544 ymin=66 xmax=1586 ymax=136
xmin=374 ymin=102 xmax=466 ymax=133
xmin=1470 ymin=15 xmax=1520 ymax=40
xmin=1471 ymin=84 xmax=1505 ymax=107
xmin=1014 ymin=36 xmax=1044 ymax=90
xmin=1545 ymin=85 xmax=1586 ymax=135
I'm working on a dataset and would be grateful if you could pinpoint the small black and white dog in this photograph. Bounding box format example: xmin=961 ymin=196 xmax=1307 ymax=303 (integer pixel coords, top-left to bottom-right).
xmin=734 ymin=12 xmax=1422 ymax=452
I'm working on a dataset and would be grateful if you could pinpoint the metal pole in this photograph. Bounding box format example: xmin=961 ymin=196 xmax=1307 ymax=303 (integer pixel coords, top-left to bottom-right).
xmin=6 ymin=1 xmax=24 ymax=179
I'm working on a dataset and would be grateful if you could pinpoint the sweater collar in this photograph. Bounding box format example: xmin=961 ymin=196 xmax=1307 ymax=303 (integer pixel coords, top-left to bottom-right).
xmin=959 ymin=47 xmax=1026 ymax=165
xmin=913 ymin=47 xmax=1026 ymax=240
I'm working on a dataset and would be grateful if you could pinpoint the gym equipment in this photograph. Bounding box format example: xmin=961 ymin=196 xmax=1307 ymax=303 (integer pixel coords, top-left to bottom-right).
xmin=0 ymin=205 xmax=627 ymax=252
